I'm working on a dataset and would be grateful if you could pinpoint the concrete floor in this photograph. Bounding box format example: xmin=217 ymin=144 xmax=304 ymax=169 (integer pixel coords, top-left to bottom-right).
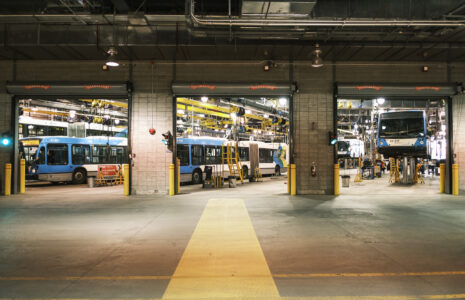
xmin=1 ymin=177 xmax=465 ymax=299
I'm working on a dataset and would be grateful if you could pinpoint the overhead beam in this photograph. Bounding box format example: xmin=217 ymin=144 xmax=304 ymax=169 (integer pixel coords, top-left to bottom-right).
xmin=110 ymin=0 xmax=130 ymax=13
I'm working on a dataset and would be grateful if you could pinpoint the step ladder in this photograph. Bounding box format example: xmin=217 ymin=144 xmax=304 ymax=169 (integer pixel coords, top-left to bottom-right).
xmin=221 ymin=142 xmax=243 ymax=183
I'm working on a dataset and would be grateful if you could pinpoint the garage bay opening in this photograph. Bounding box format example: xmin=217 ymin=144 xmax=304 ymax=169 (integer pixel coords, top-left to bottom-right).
xmin=175 ymin=95 xmax=290 ymax=194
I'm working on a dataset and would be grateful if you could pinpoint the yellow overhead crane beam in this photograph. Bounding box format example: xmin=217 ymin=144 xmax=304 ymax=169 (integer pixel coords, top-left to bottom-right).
xmin=177 ymin=97 xmax=270 ymax=122
xmin=79 ymin=99 xmax=128 ymax=108
xmin=22 ymin=107 xmax=69 ymax=117
xmin=177 ymin=104 xmax=230 ymax=119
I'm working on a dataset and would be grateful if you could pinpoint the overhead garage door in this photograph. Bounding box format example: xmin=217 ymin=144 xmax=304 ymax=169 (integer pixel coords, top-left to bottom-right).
xmin=172 ymin=82 xmax=296 ymax=96
xmin=336 ymin=83 xmax=462 ymax=98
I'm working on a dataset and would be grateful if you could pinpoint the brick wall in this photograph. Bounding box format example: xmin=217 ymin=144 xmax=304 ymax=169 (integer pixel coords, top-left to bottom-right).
xmin=0 ymin=60 xmax=465 ymax=195
xmin=452 ymin=94 xmax=465 ymax=194
xmin=0 ymin=62 xmax=13 ymax=194
xmin=293 ymin=63 xmax=334 ymax=194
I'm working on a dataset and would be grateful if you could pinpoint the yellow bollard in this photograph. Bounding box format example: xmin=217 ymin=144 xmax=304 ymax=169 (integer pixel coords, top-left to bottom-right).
xmin=452 ymin=164 xmax=459 ymax=196
xmin=290 ymin=164 xmax=296 ymax=196
xmin=177 ymin=158 xmax=180 ymax=194
xmin=334 ymin=163 xmax=340 ymax=196
xmin=20 ymin=159 xmax=25 ymax=194
xmin=123 ymin=164 xmax=130 ymax=196
xmin=4 ymin=163 xmax=11 ymax=196
xmin=440 ymin=163 xmax=445 ymax=193
xmin=169 ymin=164 xmax=175 ymax=196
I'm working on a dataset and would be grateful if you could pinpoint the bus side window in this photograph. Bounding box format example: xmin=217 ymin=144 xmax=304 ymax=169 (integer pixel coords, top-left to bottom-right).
xmin=205 ymin=146 xmax=217 ymax=165
xmin=191 ymin=145 xmax=204 ymax=166
xmin=92 ymin=146 xmax=108 ymax=164
xmin=37 ymin=147 xmax=45 ymax=164
xmin=72 ymin=145 xmax=90 ymax=165
xmin=239 ymin=147 xmax=249 ymax=161
xmin=110 ymin=146 xmax=126 ymax=164
xmin=216 ymin=146 xmax=222 ymax=164
xmin=47 ymin=144 xmax=68 ymax=165
xmin=177 ymin=144 xmax=189 ymax=166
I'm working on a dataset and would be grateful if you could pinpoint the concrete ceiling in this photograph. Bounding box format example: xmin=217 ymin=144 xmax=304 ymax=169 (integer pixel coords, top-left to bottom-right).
xmin=0 ymin=0 xmax=465 ymax=61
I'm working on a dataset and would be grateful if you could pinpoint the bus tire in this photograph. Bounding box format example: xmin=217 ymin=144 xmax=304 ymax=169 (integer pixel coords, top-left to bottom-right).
xmin=192 ymin=169 xmax=202 ymax=184
xmin=275 ymin=165 xmax=281 ymax=176
xmin=72 ymin=168 xmax=87 ymax=184
xmin=242 ymin=166 xmax=249 ymax=180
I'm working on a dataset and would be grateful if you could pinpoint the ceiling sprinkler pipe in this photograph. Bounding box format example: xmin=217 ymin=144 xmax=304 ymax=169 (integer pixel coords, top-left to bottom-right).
xmin=189 ymin=0 xmax=465 ymax=28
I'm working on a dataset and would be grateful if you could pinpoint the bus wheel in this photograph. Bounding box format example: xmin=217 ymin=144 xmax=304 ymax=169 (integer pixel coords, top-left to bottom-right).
xmin=242 ymin=166 xmax=248 ymax=180
xmin=275 ymin=166 xmax=281 ymax=176
xmin=192 ymin=169 xmax=202 ymax=185
xmin=72 ymin=168 xmax=87 ymax=184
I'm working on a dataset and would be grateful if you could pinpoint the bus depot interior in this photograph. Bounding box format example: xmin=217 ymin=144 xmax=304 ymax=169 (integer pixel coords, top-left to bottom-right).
xmin=17 ymin=96 xmax=129 ymax=192
xmin=175 ymin=96 xmax=289 ymax=194
xmin=336 ymin=97 xmax=448 ymax=195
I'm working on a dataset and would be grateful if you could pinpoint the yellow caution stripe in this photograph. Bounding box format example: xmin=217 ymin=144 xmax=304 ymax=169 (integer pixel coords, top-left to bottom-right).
xmin=162 ymin=198 xmax=280 ymax=299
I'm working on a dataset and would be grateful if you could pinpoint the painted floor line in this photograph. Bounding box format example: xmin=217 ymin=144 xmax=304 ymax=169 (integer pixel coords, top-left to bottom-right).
xmin=1 ymin=295 xmax=465 ymax=300
xmin=274 ymin=270 xmax=465 ymax=278
xmin=0 ymin=275 xmax=171 ymax=281
xmin=162 ymin=198 xmax=280 ymax=298
xmin=3 ymin=270 xmax=465 ymax=281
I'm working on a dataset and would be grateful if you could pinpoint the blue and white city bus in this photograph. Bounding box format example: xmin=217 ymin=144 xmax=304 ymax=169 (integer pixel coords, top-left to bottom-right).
xmin=176 ymin=137 xmax=288 ymax=184
xmin=20 ymin=136 xmax=128 ymax=184
xmin=377 ymin=111 xmax=428 ymax=158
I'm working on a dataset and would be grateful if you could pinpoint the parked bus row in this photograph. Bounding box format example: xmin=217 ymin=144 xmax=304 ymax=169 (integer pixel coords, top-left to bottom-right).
xmin=19 ymin=135 xmax=288 ymax=185
xmin=177 ymin=137 xmax=288 ymax=184
xmin=20 ymin=136 xmax=128 ymax=184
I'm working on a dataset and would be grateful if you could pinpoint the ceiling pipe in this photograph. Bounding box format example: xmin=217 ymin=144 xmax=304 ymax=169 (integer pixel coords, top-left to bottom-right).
xmin=189 ymin=0 xmax=465 ymax=27
xmin=227 ymin=98 xmax=289 ymax=119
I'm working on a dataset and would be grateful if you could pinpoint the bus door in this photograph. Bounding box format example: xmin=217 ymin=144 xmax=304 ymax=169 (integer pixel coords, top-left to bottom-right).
xmin=28 ymin=145 xmax=46 ymax=178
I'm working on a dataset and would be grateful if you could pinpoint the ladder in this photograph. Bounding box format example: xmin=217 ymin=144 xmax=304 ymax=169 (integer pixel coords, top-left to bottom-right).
xmin=221 ymin=142 xmax=243 ymax=183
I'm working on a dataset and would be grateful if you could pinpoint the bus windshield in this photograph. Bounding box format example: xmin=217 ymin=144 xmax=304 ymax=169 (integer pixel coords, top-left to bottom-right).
xmin=379 ymin=118 xmax=424 ymax=138
xmin=20 ymin=139 xmax=42 ymax=164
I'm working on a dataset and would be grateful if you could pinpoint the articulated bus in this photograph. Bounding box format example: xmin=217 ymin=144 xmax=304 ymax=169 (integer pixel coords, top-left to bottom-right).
xmin=176 ymin=137 xmax=288 ymax=184
xmin=20 ymin=136 xmax=128 ymax=184
xmin=377 ymin=111 xmax=428 ymax=158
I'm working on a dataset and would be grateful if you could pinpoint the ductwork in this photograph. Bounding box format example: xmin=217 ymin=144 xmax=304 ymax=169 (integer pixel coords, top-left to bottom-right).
xmin=228 ymin=98 xmax=289 ymax=119
xmin=189 ymin=0 xmax=465 ymax=27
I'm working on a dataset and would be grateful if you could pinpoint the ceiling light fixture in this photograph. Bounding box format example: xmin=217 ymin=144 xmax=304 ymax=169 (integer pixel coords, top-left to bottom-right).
xmin=377 ymin=97 xmax=385 ymax=105
xmin=264 ymin=61 xmax=272 ymax=72
xmin=311 ymin=44 xmax=324 ymax=68
xmin=106 ymin=47 xmax=119 ymax=67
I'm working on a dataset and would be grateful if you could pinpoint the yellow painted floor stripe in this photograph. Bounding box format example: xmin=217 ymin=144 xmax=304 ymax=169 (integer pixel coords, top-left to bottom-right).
xmin=0 ymin=275 xmax=171 ymax=281
xmin=274 ymin=271 xmax=465 ymax=278
xmin=2 ymin=270 xmax=465 ymax=281
xmin=162 ymin=198 xmax=280 ymax=299
xmin=2 ymin=295 xmax=465 ymax=300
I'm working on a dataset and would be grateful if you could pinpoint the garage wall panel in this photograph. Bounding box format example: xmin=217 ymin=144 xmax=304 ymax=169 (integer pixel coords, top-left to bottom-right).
xmin=0 ymin=61 xmax=13 ymax=195
xmin=452 ymin=94 xmax=465 ymax=194
xmin=293 ymin=63 xmax=334 ymax=194
xmin=335 ymin=63 xmax=449 ymax=83
xmin=130 ymin=63 xmax=173 ymax=194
